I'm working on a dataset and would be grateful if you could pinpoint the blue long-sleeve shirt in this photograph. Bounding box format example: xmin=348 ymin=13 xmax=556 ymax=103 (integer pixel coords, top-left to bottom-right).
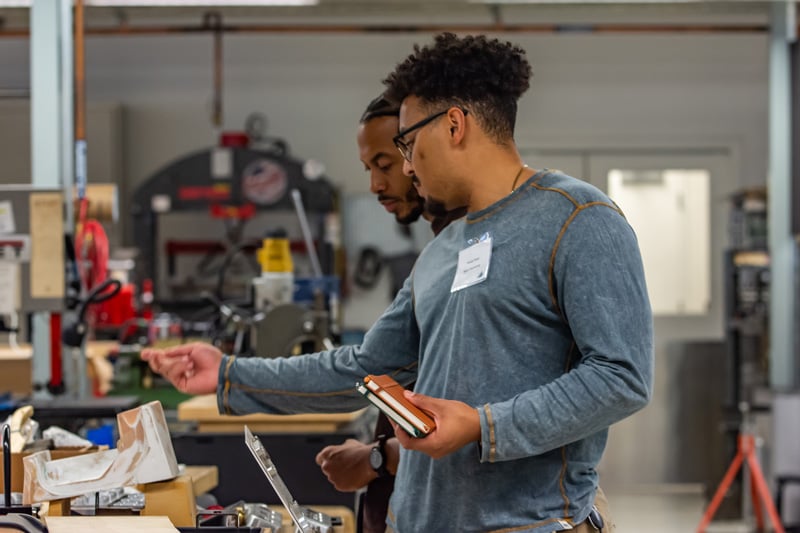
xmin=218 ymin=170 xmax=654 ymax=532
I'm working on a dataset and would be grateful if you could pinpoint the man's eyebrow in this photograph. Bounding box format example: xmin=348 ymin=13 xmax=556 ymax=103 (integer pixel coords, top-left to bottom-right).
xmin=370 ymin=151 xmax=392 ymax=165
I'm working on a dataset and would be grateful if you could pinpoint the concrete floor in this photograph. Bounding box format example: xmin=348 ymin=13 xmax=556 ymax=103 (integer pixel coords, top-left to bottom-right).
xmin=607 ymin=487 xmax=777 ymax=533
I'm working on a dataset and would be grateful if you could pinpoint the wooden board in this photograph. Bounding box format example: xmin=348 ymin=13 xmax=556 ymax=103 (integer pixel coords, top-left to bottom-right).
xmin=45 ymin=516 xmax=177 ymax=533
xmin=184 ymin=465 xmax=219 ymax=496
xmin=178 ymin=394 xmax=366 ymax=434
xmin=137 ymin=466 xmax=219 ymax=527
xmin=0 ymin=344 xmax=32 ymax=395
xmin=29 ymin=192 xmax=64 ymax=299
xmin=139 ymin=474 xmax=195 ymax=527
xmin=0 ymin=344 xmax=32 ymax=359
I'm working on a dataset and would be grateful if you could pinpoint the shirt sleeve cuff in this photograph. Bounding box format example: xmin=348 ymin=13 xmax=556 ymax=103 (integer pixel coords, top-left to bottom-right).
xmin=216 ymin=354 xmax=236 ymax=415
xmin=477 ymin=403 xmax=497 ymax=463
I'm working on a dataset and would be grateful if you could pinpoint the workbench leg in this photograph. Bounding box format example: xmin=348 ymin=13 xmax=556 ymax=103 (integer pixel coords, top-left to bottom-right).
xmin=48 ymin=498 xmax=71 ymax=516
xmin=140 ymin=474 xmax=196 ymax=527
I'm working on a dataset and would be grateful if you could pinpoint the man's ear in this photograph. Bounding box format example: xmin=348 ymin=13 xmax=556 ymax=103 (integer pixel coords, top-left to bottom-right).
xmin=447 ymin=108 xmax=467 ymax=143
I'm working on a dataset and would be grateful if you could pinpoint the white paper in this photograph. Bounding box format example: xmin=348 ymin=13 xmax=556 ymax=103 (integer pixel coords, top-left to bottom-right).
xmin=450 ymin=238 xmax=492 ymax=293
xmin=0 ymin=201 xmax=15 ymax=234
xmin=0 ymin=261 xmax=20 ymax=315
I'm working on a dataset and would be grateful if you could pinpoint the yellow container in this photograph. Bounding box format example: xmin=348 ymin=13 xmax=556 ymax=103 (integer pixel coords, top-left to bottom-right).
xmin=257 ymin=237 xmax=293 ymax=273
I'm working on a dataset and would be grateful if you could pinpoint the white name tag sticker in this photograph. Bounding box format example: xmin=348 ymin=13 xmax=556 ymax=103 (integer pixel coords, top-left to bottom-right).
xmin=450 ymin=238 xmax=492 ymax=293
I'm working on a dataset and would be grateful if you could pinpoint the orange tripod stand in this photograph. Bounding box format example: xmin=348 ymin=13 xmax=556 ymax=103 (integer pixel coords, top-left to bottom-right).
xmin=696 ymin=410 xmax=785 ymax=533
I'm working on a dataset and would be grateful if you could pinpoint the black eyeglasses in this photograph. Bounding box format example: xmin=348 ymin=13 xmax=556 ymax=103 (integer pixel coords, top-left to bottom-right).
xmin=393 ymin=108 xmax=468 ymax=162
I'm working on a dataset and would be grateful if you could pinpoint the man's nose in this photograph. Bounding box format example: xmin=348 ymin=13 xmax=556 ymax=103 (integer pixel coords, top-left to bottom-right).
xmin=402 ymin=159 xmax=415 ymax=177
xmin=369 ymin=172 xmax=386 ymax=194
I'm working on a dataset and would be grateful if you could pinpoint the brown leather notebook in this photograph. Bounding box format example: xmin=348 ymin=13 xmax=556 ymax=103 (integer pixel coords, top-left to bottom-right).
xmin=362 ymin=374 xmax=436 ymax=436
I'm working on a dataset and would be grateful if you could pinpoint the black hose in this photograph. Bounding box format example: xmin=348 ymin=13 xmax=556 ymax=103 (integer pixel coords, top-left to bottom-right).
xmin=3 ymin=424 xmax=10 ymax=508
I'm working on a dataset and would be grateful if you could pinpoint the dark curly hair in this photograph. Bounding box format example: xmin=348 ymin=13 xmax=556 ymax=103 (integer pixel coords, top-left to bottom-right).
xmin=360 ymin=93 xmax=400 ymax=123
xmin=383 ymin=33 xmax=532 ymax=143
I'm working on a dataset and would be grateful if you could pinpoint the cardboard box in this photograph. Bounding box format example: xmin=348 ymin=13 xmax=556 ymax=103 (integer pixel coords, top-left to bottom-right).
xmin=0 ymin=345 xmax=33 ymax=396
xmin=0 ymin=446 xmax=104 ymax=493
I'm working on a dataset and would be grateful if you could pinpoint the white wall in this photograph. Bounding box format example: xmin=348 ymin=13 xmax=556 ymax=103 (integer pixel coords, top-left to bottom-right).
xmin=0 ymin=31 xmax=769 ymax=190
xmin=0 ymin=29 xmax=771 ymax=487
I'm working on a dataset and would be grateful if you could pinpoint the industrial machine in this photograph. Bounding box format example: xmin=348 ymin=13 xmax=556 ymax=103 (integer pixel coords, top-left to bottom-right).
xmin=130 ymin=130 xmax=338 ymax=307
xmin=716 ymin=187 xmax=771 ymax=520
xmin=0 ymin=186 xmax=66 ymax=396
xmin=128 ymin=127 xmax=342 ymax=360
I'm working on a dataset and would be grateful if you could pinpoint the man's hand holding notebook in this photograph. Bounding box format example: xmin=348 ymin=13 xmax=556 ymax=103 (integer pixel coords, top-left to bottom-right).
xmin=356 ymin=374 xmax=436 ymax=438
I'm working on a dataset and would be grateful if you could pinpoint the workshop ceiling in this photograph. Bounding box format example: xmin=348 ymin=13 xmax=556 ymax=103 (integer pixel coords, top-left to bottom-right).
xmin=0 ymin=1 xmax=777 ymax=34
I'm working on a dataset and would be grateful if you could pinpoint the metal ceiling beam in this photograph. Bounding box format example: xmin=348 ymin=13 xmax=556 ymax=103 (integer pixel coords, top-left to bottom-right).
xmin=0 ymin=1 xmax=779 ymax=35
xmin=0 ymin=21 xmax=776 ymax=38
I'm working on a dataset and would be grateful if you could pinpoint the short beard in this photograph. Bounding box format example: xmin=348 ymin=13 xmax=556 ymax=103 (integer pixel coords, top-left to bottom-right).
xmin=395 ymin=184 xmax=425 ymax=225
xmin=396 ymin=202 xmax=425 ymax=225
xmin=423 ymin=196 xmax=449 ymax=218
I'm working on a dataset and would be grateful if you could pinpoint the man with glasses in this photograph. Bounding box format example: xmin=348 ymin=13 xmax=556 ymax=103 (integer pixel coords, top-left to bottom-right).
xmin=143 ymin=33 xmax=652 ymax=532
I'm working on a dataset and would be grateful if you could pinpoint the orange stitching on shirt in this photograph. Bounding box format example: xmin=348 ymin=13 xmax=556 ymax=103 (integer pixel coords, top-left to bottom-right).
xmin=465 ymin=169 xmax=551 ymax=224
xmin=467 ymin=186 xmax=530 ymax=224
xmin=229 ymin=361 xmax=419 ymax=398
xmin=559 ymin=446 xmax=572 ymax=519
xmin=547 ymin=201 xmax=624 ymax=320
xmin=231 ymin=384 xmax=355 ymax=397
xmin=389 ymin=361 xmax=419 ymax=378
xmin=222 ymin=356 xmax=236 ymax=415
xmin=484 ymin=403 xmax=497 ymax=463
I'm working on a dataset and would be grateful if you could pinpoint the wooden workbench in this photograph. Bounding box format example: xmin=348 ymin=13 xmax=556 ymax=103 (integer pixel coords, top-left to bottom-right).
xmin=178 ymin=394 xmax=367 ymax=433
xmin=45 ymin=516 xmax=178 ymax=533
xmin=44 ymin=505 xmax=355 ymax=533
xmin=43 ymin=466 xmax=355 ymax=532
xmin=44 ymin=465 xmax=219 ymax=528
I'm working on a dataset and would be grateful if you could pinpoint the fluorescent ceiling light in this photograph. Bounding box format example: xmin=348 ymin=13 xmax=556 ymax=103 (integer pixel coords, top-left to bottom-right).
xmin=87 ymin=0 xmax=318 ymax=5
xmin=0 ymin=0 xmax=319 ymax=6
xmin=469 ymin=0 xmax=701 ymax=3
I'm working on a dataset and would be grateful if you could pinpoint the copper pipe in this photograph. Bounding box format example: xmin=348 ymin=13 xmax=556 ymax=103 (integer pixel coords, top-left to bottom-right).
xmin=205 ymin=12 xmax=223 ymax=131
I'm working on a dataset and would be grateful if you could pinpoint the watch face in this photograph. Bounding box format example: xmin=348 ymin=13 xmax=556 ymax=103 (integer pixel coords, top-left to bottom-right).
xmin=369 ymin=446 xmax=383 ymax=470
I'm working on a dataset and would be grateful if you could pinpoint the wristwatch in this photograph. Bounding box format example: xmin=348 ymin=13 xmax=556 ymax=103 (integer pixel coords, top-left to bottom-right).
xmin=369 ymin=434 xmax=390 ymax=478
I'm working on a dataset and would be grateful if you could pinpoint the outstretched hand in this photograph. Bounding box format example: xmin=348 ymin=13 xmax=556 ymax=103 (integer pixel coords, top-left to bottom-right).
xmin=140 ymin=341 xmax=223 ymax=395
xmin=391 ymin=391 xmax=481 ymax=459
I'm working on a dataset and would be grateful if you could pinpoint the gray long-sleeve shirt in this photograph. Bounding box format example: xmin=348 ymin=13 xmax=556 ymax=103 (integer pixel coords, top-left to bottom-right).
xmin=218 ymin=170 xmax=654 ymax=532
